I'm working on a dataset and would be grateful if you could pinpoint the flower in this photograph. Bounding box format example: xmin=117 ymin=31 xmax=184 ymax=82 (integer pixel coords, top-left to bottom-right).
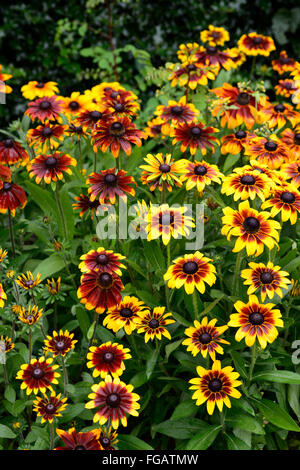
xmin=16 ymin=271 xmax=42 ymax=290
xmin=73 ymin=193 xmax=100 ymax=219
xmin=44 ymin=330 xmax=77 ymax=357
xmin=200 ymin=25 xmax=230 ymax=46
xmin=221 ymin=167 xmax=273 ymax=201
xmin=154 ymin=96 xmax=199 ymax=135
xmin=281 ymin=160 xmax=300 ymax=188
xmin=0 ymin=181 xmax=27 ymax=216
xmin=61 ymin=92 xmax=91 ymax=116
xmin=241 ymin=261 xmax=291 ymax=301
xmin=261 ymin=186 xmax=300 ymax=225
xmin=135 ymin=306 xmax=175 ymax=342
xmin=55 ymin=428 xmax=101 ymax=450
xmin=146 ymin=204 xmax=195 ymax=246
xmin=272 ymin=51 xmax=296 ymax=74
xmin=221 ymin=200 xmax=281 ymax=257
xmin=79 ymin=248 xmax=125 ymax=275
xmin=195 ymin=45 xmax=233 ymax=71
xmin=103 ymin=296 xmax=148 ymax=335
xmin=0 ymin=138 xmax=29 ymax=166
xmin=21 ymin=81 xmax=59 ymax=100
xmin=210 ymin=83 xmax=266 ymax=129
xmin=243 ymin=135 xmax=289 ymax=170
xmin=46 ymin=277 xmax=61 ymax=296
xmin=140 ymin=153 xmax=186 ymax=192
xmin=168 ymin=60 xmax=216 ymax=89
xmin=171 ymin=121 xmax=219 ymax=155
xmin=27 ymin=123 xmax=66 ymax=152
xmin=280 ymin=128 xmax=300 ymax=159
xmin=99 ymin=427 xmax=118 ymax=450
xmin=183 ymin=317 xmax=229 ymax=360
xmin=220 ymin=130 xmax=254 ymax=155
xmin=16 ymin=357 xmax=60 ymax=395
xmin=0 ymin=64 xmax=12 ymax=93
xmin=0 ymin=335 xmax=14 ymax=353
xmin=77 ymin=270 xmax=124 ymax=314
xmin=75 ymin=107 xmax=111 ymax=130
xmin=25 ymin=95 xmax=63 ymax=122
xmin=189 ymin=360 xmax=242 ymax=415
xmin=275 ymin=79 xmax=298 ymax=98
xmin=91 ymin=116 xmax=144 ymax=158
xmin=144 ymin=117 xmax=164 ymax=139
xmin=0 ymin=164 xmax=11 ymax=181
xmin=0 ymin=248 xmax=8 ymax=263
xmin=87 ymin=342 xmax=131 ymax=378
xmin=18 ymin=304 xmax=43 ymax=326
xmin=224 ymin=47 xmax=246 ymax=68
xmin=33 ymin=391 xmax=67 ymax=423
xmin=103 ymin=91 xmax=140 ymax=118
xmin=0 ymin=283 xmax=7 ymax=308
xmin=85 ymin=375 xmax=140 ymax=429
xmin=164 ymin=251 xmax=216 ymax=295
xmin=258 ymin=102 xmax=299 ymax=129
xmin=28 ymin=152 xmax=77 ymax=184
xmin=238 ymin=32 xmax=275 ymax=56
xmin=87 ymin=168 xmax=136 ymax=204
xmin=228 ymin=295 xmax=284 ymax=348
xmin=180 ymin=159 xmax=223 ymax=193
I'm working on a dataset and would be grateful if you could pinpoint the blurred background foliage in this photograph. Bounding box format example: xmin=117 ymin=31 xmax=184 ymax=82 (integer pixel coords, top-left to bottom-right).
xmin=0 ymin=0 xmax=300 ymax=124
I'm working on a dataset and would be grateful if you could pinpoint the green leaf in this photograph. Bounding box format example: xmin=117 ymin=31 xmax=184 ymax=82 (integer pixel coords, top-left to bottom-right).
xmin=223 ymin=154 xmax=241 ymax=173
xmin=146 ymin=347 xmax=160 ymax=379
xmin=152 ymin=418 xmax=207 ymax=439
xmin=170 ymin=400 xmax=198 ymax=420
xmin=33 ymin=253 xmax=65 ymax=280
xmin=252 ymin=370 xmax=300 ymax=385
xmin=143 ymin=240 xmax=165 ymax=272
xmin=288 ymin=384 xmax=300 ymax=420
xmin=4 ymin=385 xmax=16 ymax=403
xmin=117 ymin=434 xmax=153 ymax=450
xmin=165 ymin=339 xmax=182 ymax=359
xmin=225 ymin=433 xmax=251 ymax=450
xmin=186 ymin=425 xmax=222 ymax=450
xmin=25 ymin=181 xmax=60 ymax=228
xmin=59 ymin=184 xmax=75 ymax=241
xmin=73 ymin=304 xmax=90 ymax=337
xmin=225 ymin=408 xmax=265 ymax=435
xmin=59 ymin=403 xmax=85 ymax=423
xmin=252 ymin=398 xmax=300 ymax=432
xmin=0 ymin=424 xmax=16 ymax=439
xmin=230 ymin=351 xmax=248 ymax=380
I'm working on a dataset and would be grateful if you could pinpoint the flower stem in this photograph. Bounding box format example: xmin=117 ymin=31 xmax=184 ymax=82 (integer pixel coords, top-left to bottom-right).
xmin=2 ymin=364 xmax=9 ymax=385
xmin=8 ymin=210 xmax=16 ymax=257
xmin=49 ymin=420 xmax=55 ymax=450
xmin=233 ymin=251 xmax=243 ymax=297
xmin=28 ymin=327 xmax=32 ymax=362
xmin=247 ymin=345 xmax=256 ymax=386
xmin=61 ymin=355 xmax=69 ymax=397
xmin=192 ymin=290 xmax=200 ymax=320
xmin=55 ymin=183 xmax=68 ymax=240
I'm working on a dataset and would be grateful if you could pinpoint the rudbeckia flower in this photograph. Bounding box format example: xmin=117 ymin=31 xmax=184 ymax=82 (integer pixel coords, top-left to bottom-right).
xmin=0 ymin=138 xmax=29 ymax=166
xmin=0 ymin=335 xmax=14 ymax=353
xmin=0 ymin=181 xmax=27 ymax=216
xmin=103 ymin=296 xmax=148 ymax=335
xmin=60 ymin=91 xmax=91 ymax=116
xmin=189 ymin=360 xmax=242 ymax=415
xmin=183 ymin=317 xmax=229 ymax=360
xmin=171 ymin=121 xmax=219 ymax=155
xmin=281 ymin=160 xmax=300 ymax=187
xmin=87 ymin=168 xmax=136 ymax=204
xmin=28 ymin=152 xmax=77 ymax=184
xmin=25 ymin=95 xmax=63 ymax=122
xmin=18 ymin=304 xmax=43 ymax=326
xmin=0 ymin=283 xmax=7 ymax=308
xmin=221 ymin=167 xmax=273 ymax=201
xmin=261 ymin=186 xmax=300 ymax=225
xmin=140 ymin=153 xmax=186 ymax=192
xmin=146 ymin=204 xmax=195 ymax=245
xmin=220 ymin=130 xmax=254 ymax=155
xmin=144 ymin=117 xmax=164 ymax=139
xmin=27 ymin=123 xmax=66 ymax=152
xmin=154 ymin=96 xmax=199 ymax=135
xmin=77 ymin=270 xmax=124 ymax=314
xmin=91 ymin=116 xmax=144 ymax=158
xmin=79 ymin=247 xmax=125 ymax=275
xmin=168 ymin=60 xmax=216 ymax=89
xmin=87 ymin=342 xmax=131 ymax=378
xmin=135 ymin=306 xmax=175 ymax=342
xmin=103 ymin=91 xmax=140 ymax=118
xmin=238 ymin=32 xmax=275 ymax=56
xmin=16 ymin=357 xmax=60 ymax=395
xmin=55 ymin=428 xmax=101 ymax=450
xmin=0 ymin=64 xmax=12 ymax=94
xmin=0 ymin=248 xmax=8 ymax=263
xmin=0 ymin=165 xmax=11 ymax=181
xmin=243 ymin=135 xmax=289 ymax=169
xmin=21 ymin=81 xmax=59 ymax=100
xmin=275 ymin=79 xmax=298 ymax=98
xmin=33 ymin=391 xmax=67 ymax=423
xmin=75 ymin=107 xmax=111 ymax=130
xmin=164 ymin=251 xmax=216 ymax=295
xmin=224 ymin=47 xmax=246 ymax=68
xmin=241 ymin=261 xmax=291 ymax=301
xmin=99 ymin=427 xmax=118 ymax=450
xmin=73 ymin=193 xmax=100 ymax=219
xmin=46 ymin=277 xmax=61 ymax=296
xmin=221 ymin=200 xmax=281 ymax=256
xmin=180 ymin=159 xmax=223 ymax=193
xmin=43 ymin=330 xmax=77 ymax=357
xmin=258 ymin=102 xmax=299 ymax=129
xmin=280 ymin=128 xmax=300 ymax=159
xmin=195 ymin=45 xmax=234 ymax=71
xmin=200 ymin=25 xmax=230 ymax=46
xmin=272 ymin=51 xmax=296 ymax=75
xmin=228 ymin=295 xmax=284 ymax=348
xmin=85 ymin=374 xmax=140 ymax=429
xmin=16 ymin=271 xmax=42 ymax=290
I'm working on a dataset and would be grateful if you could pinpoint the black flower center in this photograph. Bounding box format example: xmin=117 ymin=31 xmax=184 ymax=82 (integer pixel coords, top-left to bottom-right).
xmin=98 ymin=272 xmax=113 ymax=288
xmin=294 ymin=133 xmax=300 ymax=145
xmin=260 ymin=271 xmax=274 ymax=284
xmin=89 ymin=110 xmax=102 ymax=120
xmin=264 ymin=141 xmax=277 ymax=151
xmin=274 ymin=104 xmax=285 ymax=113
xmin=182 ymin=261 xmax=198 ymax=274
xmin=32 ymin=367 xmax=45 ymax=379
xmin=69 ymin=101 xmax=79 ymax=110
xmin=103 ymin=351 xmax=114 ymax=363
xmin=45 ymin=156 xmax=58 ymax=168
xmin=208 ymin=378 xmax=222 ymax=392
xmin=41 ymin=127 xmax=53 ymax=137
xmin=3 ymin=182 xmax=12 ymax=191
xmin=280 ymin=191 xmax=295 ymax=204
xmin=45 ymin=403 xmax=56 ymax=414
xmin=243 ymin=216 xmax=260 ymax=233
xmin=249 ymin=312 xmax=264 ymax=325
xmin=252 ymin=36 xmax=262 ymax=44
xmin=3 ymin=138 xmax=14 ymax=148
xmin=194 ymin=165 xmax=207 ymax=176
xmin=187 ymin=64 xmax=197 ymax=71
xmin=27 ymin=315 xmax=34 ymax=322
xmin=97 ymin=253 xmax=109 ymax=265
xmin=240 ymin=174 xmax=256 ymax=185
xmin=120 ymin=307 xmax=133 ymax=318
xmin=104 ymin=173 xmax=117 ymax=185
xmin=152 ymin=125 xmax=161 ymax=135
xmin=110 ymin=91 xmax=120 ymax=100
xmin=114 ymin=103 xmax=124 ymax=112
xmin=39 ymin=100 xmax=51 ymax=110
xmin=55 ymin=340 xmax=66 ymax=351
xmin=235 ymin=130 xmax=246 ymax=139
xmin=159 ymin=163 xmax=171 ymax=173
xmin=149 ymin=318 xmax=159 ymax=329
xmin=109 ymin=121 xmax=125 ymax=135
xmin=236 ymin=92 xmax=250 ymax=105
xmin=24 ymin=280 xmax=34 ymax=287
xmin=190 ymin=126 xmax=202 ymax=137
xmin=160 ymin=212 xmax=174 ymax=225
xmin=74 ymin=445 xmax=86 ymax=450
xmin=199 ymin=332 xmax=212 ymax=344
xmin=171 ymin=105 xmax=183 ymax=115
xmin=35 ymin=82 xmax=45 ymax=88
xmin=106 ymin=393 xmax=121 ymax=408
xmin=206 ymin=46 xmax=217 ymax=54
xmin=100 ymin=436 xmax=111 ymax=448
